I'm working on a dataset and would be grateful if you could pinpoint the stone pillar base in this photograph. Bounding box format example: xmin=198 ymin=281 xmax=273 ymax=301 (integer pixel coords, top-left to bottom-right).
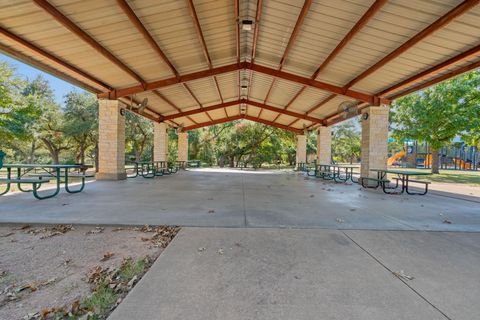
xmin=96 ymin=172 xmax=127 ymax=181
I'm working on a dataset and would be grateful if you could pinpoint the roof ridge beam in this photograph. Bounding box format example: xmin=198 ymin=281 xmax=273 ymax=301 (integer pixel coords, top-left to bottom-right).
xmin=33 ymin=0 xmax=146 ymax=85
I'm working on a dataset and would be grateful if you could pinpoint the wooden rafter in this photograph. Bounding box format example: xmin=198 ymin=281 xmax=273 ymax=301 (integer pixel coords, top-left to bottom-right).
xmin=248 ymin=63 xmax=387 ymax=104
xmin=116 ymin=0 xmax=178 ymax=78
xmin=246 ymin=0 xmax=263 ymax=110
xmin=260 ymin=0 xmax=312 ymax=119
xmin=97 ymin=62 xmax=242 ymax=99
xmin=163 ymin=99 xmax=325 ymax=125
xmin=152 ymin=90 xmax=198 ymax=124
xmin=183 ymin=114 xmax=303 ymax=134
xmin=281 ymin=0 xmax=387 ymax=118
xmin=344 ymin=0 xmax=479 ymax=89
xmin=0 ymin=42 xmax=101 ymax=94
xmin=389 ymin=59 xmax=480 ymax=100
xmin=0 ymin=27 xmax=111 ymax=92
xmin=33 ymin=0 xmax=145 ymax=85
xmin=379 ymin=44 xmax=480 ymax=97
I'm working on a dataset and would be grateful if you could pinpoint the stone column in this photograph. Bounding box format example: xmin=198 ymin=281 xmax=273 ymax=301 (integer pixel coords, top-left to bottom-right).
xmin=153 ymin=122 xmax=169 ymax=162
xmin=97 ymin=99 xmax=126 ymax=180
xmin=295 ymin=134 xmax=307 ymax=169
xmin=360 ymin=105 xmax=389 ymax=179
xmin=316 ymin=126 xmax=331 ymax=164
xmin=177 ymin=131 xmax=188 ymax=165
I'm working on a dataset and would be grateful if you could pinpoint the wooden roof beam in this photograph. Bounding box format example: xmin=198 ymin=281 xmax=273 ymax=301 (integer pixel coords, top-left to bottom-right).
xmin=0 ymin=27 xmax=112 ymax=92
xmin=389 ymin=59 xmax=480 ymax=100
xmin=98 ymin=62 xmax=386 ymax=104
xmin=248 ymin=63 xmax=387 ymax=104
xmin=33 ymin=0 xmax=146 ymax=86
xmin=244 ymin=115 xmax=303 ymax=134
xmin=261 ymin=0 xmax=312 ymax=118
xmin=116 ymin=0 xmax=179 ymax=78
xmin=152 ymin=90 xmax=198 ymax=124
xmin=0 ymin=42 xmax=101 ymax=94
xmin=97 ymin=62 xmax=243 ymax=99
xmin=164 ymin=99 xmax=325 ymax=124
xmin=184 ymin=115 xmax=243 ymax=131
xmin=344 ymin=0 xmax=479 ymax=89
xmin=379 ymin=44 xmax=480 ymax=98
xmin=246 ymin=0 xmax=263 ymax=102
xmin=283 ymin=0 xmax=386 ymax=113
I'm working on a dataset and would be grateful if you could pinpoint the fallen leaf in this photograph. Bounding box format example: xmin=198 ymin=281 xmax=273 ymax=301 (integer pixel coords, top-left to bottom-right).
xmin=218 ymin=248 xmax=224 ymax=255
xmin=208 ymin=210 xmax=215 ymax=214
xmin=443 ymin=219 xmax=452 ymax=224
xmin=198 ymin=247 xmax=206 ymax=252
xmin=0 ymin=232 xmax=14 ymax=238
xmin=336 ymin=218 xmax=345 ymax=223
xmin=85 ymin=227 xmax=105 ymax=235
xmin=101 ymin=252 xmax=114 ymax=261
xmin=393 ymin=270 xmax=414 ymax=281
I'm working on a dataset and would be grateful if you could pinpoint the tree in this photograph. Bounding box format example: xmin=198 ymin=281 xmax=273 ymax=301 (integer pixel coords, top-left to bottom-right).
xmin=63 ymin=91 xmax=98 ymax=165
xmin=125 ymin=112 xmax=153 ymax=161
xmin=332 ymin=122 xmax=361 ymax=163
xmin=391 ymin=71 xmax=480 ymax=173
xmin=0 ymin=62 xmax=39 ymax=144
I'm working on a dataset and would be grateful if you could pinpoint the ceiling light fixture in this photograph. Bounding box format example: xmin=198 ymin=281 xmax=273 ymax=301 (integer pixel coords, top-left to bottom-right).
xmin=241 ymin=19 xmax=253 ymax=31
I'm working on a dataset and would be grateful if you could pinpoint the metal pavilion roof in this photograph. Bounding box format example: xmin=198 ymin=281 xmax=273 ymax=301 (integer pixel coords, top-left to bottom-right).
xmin=0 ymin=0 xmax=479 ymax=133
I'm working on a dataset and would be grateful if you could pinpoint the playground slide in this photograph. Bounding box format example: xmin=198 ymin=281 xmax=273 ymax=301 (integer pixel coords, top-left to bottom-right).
xmin=387 ymin=151 xmax=405 ymax=166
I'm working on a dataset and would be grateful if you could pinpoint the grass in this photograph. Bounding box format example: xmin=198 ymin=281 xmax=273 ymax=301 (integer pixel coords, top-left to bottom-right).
xmin=81 ymin=285 xmax=118 ymax=317
xmin=118 ymin=258 xmax=147 ymax=281
xmin=388 ymin=168 xmax=480 ymax=186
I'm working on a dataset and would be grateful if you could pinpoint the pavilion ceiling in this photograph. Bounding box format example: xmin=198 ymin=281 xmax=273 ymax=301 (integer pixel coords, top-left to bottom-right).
xmin=0 ymin=0 xmax=479 ymax=131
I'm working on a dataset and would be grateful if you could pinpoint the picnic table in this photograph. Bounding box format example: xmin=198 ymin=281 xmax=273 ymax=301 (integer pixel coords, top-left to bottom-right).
xmin=368 ymin=169 xmax=432 ymax=195
xmin=126 ymin=161 xmax=177 ymax=178
xmin=0 ymin=164 xmax=90 ymax=200
xmin=308 ymin=163 xmax=359 ymax=183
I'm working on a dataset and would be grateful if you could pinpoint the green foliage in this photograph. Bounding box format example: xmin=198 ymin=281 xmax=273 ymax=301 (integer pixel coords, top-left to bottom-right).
xmin=0 ymin=62 xmax=39 ymax=142
xmin=391 ymin=71 xmax=480 ymax=172
xmin=187 ymin=120 xmax=296 ymax=167
xmin=125 ymin=112 xmax=153 ymax=162
xmin=391 ymin=71 xmax=480 ymax=150
xmin=332 ymin=122 xmax=360 ymax=163
xmin=118 ymin=257 xmax=146 ymax=281
xmin=81 ymin=284 xmax=118 ymax=316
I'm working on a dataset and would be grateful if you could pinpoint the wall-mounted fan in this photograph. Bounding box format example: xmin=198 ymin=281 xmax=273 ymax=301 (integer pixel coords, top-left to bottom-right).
xmin=134 ymin=98 xmax=148 ymax=114
xmin=337 ymin=101 xmax=359 ymax=119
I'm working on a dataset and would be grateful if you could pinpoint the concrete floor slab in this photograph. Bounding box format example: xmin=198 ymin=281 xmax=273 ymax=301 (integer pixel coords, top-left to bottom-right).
xmin=0 ymin=169 xmax=479 ymax=231
xmin=344 ymin=230 xmax=480 ymax=320
xmin=108 ymin=228 xmax=452 ymax=320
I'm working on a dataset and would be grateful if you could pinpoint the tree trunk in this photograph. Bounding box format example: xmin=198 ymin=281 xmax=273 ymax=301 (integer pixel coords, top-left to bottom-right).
xmin=28 ymin=141 xmax=36 ymax=163
xmin=41 ymin=138 xmax=60 ymax=164
xmin=78 ymin=142 xmax=86 ymax=165
xmin=431 ymin=148 xmax=440 ymax=174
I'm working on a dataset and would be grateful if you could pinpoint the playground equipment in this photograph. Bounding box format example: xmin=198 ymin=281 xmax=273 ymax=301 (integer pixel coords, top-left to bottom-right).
xmin=389 ymin=142 xmax=479 ymax=171
xmin=387 ymin=151 xmax=405 ymax=166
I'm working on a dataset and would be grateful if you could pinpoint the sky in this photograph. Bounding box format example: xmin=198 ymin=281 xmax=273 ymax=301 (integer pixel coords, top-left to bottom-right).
xmin=0 ymin=53 xmax=85 ymax=107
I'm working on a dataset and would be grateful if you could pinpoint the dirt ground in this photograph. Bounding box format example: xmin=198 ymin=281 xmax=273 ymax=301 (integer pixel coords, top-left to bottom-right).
xmin=0 ymin=224 xmax=179 ymax=320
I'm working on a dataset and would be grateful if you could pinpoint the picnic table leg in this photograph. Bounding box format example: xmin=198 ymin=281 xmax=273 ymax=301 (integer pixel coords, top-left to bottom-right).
xmin=16 ymin=168 xmax=33 ymax=192
xmin=126 ymin=163 xmax=139 ymax=178
xmin=32 ymin=167 xmax=60 ymax=200
xmin=0 ymin=168 xmax=11 ymax=196
xmin=64 ymin=168 xmax=86 ymax=193
xmin=405 ymin=176 xmax=429 ymax=195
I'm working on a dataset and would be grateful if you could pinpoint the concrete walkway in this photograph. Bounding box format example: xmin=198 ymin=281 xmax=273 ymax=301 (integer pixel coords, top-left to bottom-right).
xmin=0 ymin=169 xmax=479 ymax=231
xmin=109 ymin=228 xmax=480 ymax=320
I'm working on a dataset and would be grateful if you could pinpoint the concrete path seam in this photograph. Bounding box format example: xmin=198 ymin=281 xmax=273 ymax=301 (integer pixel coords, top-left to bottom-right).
xmin=342 ymin=231 xmax=452 ymax=320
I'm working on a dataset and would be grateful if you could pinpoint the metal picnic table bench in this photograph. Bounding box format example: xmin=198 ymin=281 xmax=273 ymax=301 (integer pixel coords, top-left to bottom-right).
xmin=0 ymin=163 xmax=92 ymax=200
xmin=363 ymin=169 xmax=432 ymax=195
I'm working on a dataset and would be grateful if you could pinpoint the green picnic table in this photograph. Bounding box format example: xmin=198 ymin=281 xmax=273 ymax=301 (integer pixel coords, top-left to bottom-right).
xmin=126 ymin=161 xmax=177 ymax=178
xmin=307 ymin=163 xmax=359 ymax=183
xmin=0 ymin=164 xmax=90 ymax=200
xmin=368 ymin=169 xmax=432 ymax=195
